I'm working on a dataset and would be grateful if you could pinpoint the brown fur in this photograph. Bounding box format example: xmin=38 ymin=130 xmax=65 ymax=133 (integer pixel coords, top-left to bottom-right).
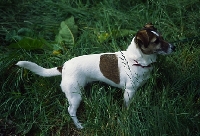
xmin=57 ymin=66 xmax=63 ymax=73
xmin=144 ymin=23 xmax=157 ymax=30
xmin=99 ymin=54 xmax=120 ymax=84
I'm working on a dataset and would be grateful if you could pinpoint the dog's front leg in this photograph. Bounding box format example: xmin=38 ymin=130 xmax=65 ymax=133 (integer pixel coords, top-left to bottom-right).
xmin=124 ymin=89 xmax=136 ymax=107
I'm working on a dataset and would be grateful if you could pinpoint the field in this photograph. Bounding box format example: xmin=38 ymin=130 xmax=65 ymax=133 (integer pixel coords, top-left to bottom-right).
xmin=0 ymin=0 xmax=200 ymax=135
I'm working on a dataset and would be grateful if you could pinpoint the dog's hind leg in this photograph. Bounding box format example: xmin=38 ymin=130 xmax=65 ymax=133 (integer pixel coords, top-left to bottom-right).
xmin=60 ymin=82 xmax=83 ymax=129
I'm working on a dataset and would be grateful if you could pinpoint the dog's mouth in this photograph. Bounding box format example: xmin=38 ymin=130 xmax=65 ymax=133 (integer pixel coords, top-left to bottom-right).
xmin=155 ymin=44 xmax=175 ymax=55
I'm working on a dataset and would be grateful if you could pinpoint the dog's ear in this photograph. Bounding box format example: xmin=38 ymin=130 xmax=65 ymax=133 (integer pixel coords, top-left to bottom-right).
xmin=134 ymin=30 xmax=149 ymax=48
xmin=144 ymin=23 xmax=157 ymax=31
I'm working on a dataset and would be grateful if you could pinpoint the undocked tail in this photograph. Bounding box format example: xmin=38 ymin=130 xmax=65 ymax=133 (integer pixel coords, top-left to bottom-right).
xmin=16 ymin=61 xmax=62 ymax=77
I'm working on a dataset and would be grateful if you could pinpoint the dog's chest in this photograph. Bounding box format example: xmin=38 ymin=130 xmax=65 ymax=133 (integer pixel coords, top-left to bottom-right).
xmin=120 ymin=57 xmax=152 ymax=87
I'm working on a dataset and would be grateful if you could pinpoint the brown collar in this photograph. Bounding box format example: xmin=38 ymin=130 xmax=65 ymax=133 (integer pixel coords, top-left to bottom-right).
xmin=133 ymin=60 xmax=152 ymax=68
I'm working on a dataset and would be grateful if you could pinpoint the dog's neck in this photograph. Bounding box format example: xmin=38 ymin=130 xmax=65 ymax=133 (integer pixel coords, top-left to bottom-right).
xmin=126 ymin=37 xmax=157 ymax=66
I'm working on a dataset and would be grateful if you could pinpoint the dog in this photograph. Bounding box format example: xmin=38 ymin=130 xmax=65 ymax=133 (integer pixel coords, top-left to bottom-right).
xmin=16 ymin=23 xmax=175 ymax=129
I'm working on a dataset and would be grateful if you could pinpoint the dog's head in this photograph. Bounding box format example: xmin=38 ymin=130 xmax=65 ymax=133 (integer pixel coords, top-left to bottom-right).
xmin=134 ymin=23 xmax=175 ymax=55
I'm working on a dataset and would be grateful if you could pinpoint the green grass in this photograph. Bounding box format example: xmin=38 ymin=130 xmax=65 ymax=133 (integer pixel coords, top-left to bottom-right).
xmin=0 ymin=0 xmax=200 ymax=135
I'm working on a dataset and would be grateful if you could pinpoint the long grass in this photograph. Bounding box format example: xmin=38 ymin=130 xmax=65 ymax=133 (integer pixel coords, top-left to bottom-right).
xmin=0 ymin=0 xmax=200 ymax=135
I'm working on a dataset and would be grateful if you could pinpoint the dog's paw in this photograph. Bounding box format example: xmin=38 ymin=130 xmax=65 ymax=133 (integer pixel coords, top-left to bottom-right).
xmin=75 ymin=122 xmax=84 ymax=129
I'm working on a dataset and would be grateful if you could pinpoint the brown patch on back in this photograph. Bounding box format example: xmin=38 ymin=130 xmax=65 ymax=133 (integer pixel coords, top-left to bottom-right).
xmin=57 ymin=66 xmax=63 ymax=73
xmin=99 ymin=54 xmax=120 ymax=84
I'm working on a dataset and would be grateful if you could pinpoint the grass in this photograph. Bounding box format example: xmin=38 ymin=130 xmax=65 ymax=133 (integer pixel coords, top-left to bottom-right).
xmin=0 ymin=0 xmax=200 ymax=135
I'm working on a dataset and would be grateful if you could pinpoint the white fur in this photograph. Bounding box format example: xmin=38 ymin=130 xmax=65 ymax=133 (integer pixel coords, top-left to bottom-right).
xmin=16 ymin=61 xmax=61 ymax=77
xmin=16 ymin=37 xmax=171 ymax=129
xmin=151 ymin=30 xmax=159 ymax=36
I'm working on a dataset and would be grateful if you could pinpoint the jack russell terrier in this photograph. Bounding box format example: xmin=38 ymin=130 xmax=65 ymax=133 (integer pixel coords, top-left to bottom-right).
xmin=16 ymin=23 xmax=175 ymax=129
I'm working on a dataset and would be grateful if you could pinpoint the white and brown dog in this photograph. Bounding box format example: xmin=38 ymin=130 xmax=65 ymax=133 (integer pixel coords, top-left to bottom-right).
xmin=16 ymin=23 xmax=175 ymax=129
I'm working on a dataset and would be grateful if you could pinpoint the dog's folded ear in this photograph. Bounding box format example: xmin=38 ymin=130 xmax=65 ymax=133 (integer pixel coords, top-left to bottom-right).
xmin=134 ymin=23 xmax=159 ymax=54
xmin=144 ymin=23 xmax=157 ymax=30
xmin=134 ymin=29 xmax=156 ymax=54
xmin=134 ymin=30 xmax=149 ymax=49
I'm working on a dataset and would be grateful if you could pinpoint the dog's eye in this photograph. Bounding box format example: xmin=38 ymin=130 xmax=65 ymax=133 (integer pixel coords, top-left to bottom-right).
xmin=154 ymin=38 xmax=159 ymax=44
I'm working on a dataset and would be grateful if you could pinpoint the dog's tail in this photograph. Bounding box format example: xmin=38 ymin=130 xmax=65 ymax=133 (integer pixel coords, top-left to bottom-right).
xmin=16 ymin=61 xmax=62 ymax=77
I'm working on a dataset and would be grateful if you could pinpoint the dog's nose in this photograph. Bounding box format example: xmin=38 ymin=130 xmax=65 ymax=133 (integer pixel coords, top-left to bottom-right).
xmin=170 ymin=44 xmax=175 ymax=51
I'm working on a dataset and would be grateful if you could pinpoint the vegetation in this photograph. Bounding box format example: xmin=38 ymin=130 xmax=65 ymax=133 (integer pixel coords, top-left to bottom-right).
xmin=0 ymin=0 xmax=200 ymax=135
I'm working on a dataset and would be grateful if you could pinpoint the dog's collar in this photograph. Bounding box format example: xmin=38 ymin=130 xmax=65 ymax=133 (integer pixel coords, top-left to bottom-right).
xmin=133 ymin=60 xmax=152 ymax=68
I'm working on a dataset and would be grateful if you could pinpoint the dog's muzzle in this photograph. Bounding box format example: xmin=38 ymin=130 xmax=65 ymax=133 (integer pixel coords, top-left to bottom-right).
xmin=156 ymin=43 xmax=175 ymax=55
xmin=168 ymin=44 xmax=175 ymax=53
xmin=171 ymin=44 xmax=176 ymax=51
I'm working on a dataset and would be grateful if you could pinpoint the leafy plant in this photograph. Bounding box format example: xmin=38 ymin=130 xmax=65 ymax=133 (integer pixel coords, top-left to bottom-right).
xmin=55 ymin=16 xmax=78 ymax=46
